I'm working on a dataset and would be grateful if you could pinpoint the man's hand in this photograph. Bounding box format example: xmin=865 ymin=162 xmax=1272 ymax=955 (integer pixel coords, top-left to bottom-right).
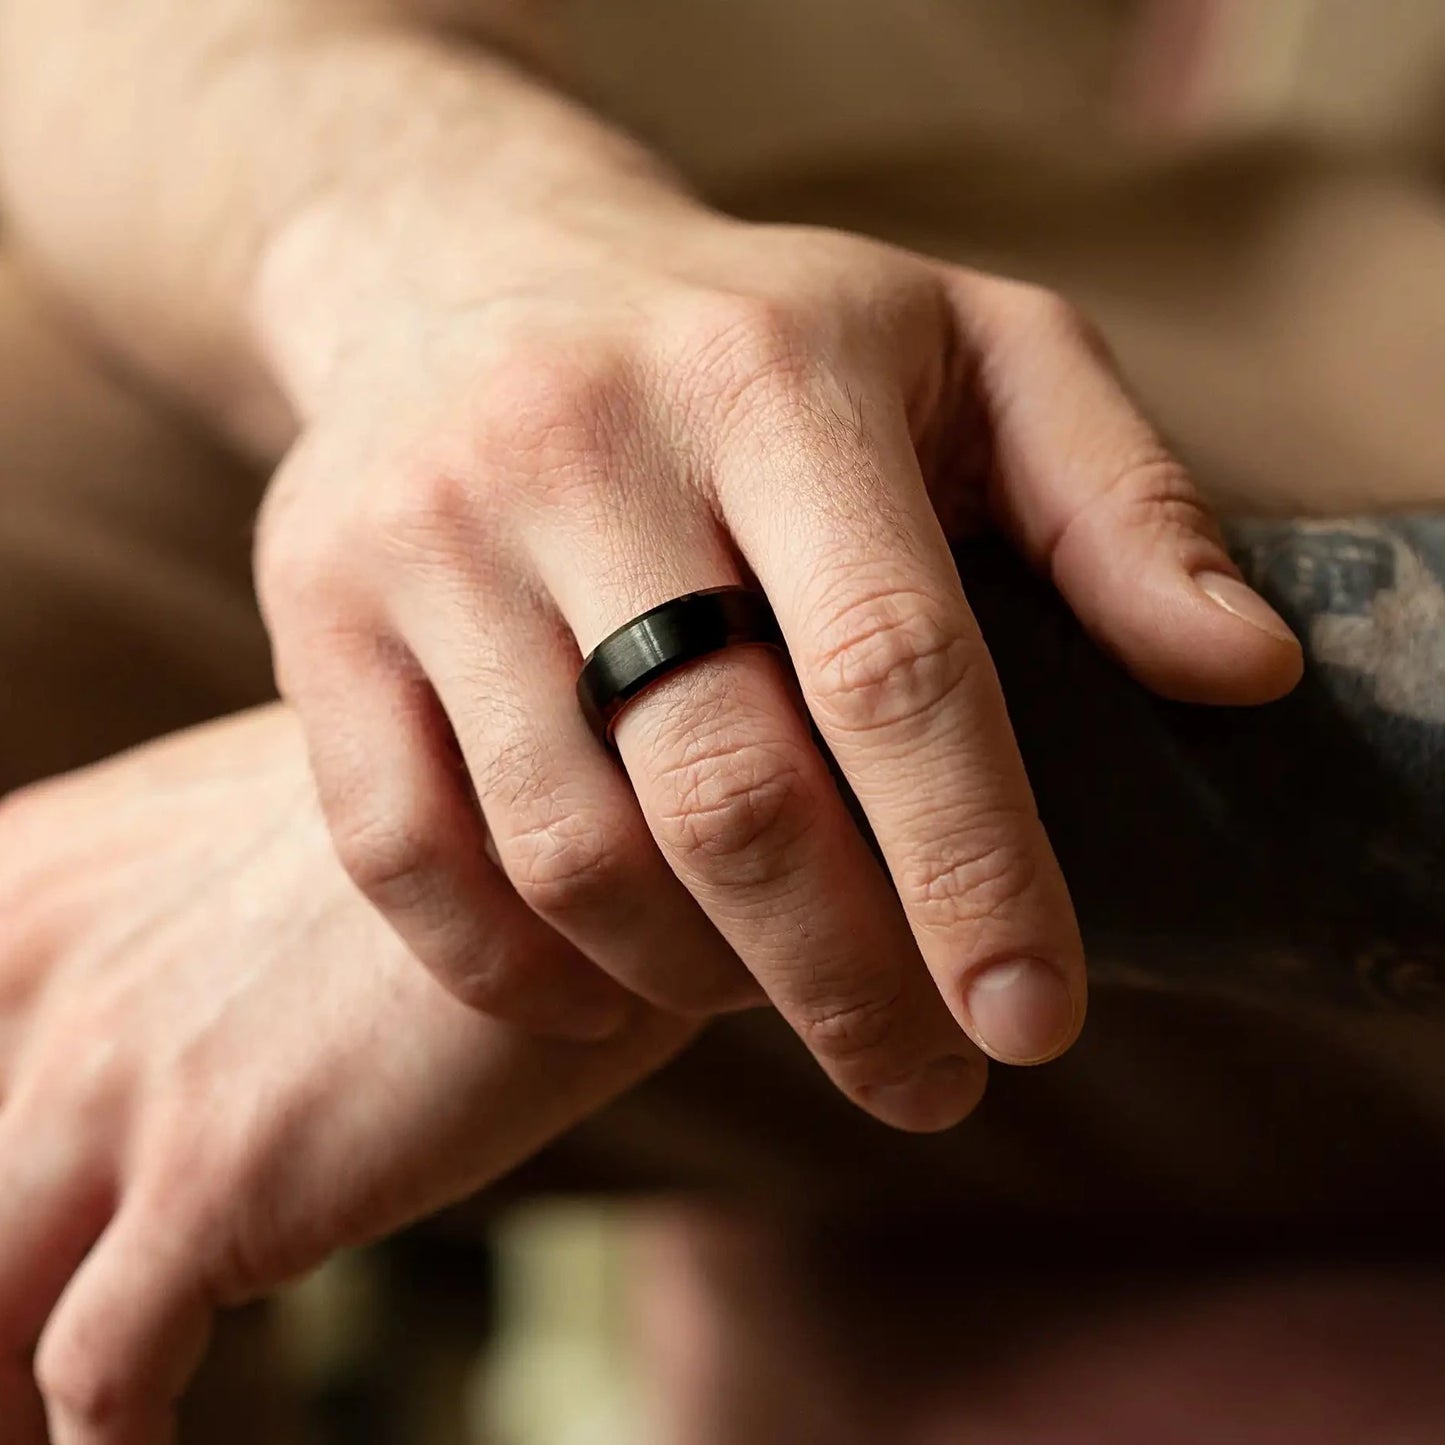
xmin=0 ymin=706 xmax=690 ymax=1445
xmin=254 ymin=182 xmax=1303 ymax=1132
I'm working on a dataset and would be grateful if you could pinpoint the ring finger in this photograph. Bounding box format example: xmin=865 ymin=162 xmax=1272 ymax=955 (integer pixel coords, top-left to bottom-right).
xmin=395 ymin=558 xmax=758 ymax=1020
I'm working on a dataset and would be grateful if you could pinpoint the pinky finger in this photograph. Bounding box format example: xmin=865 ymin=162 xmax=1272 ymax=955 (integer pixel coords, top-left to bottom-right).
xmin=294 ymin=639 xmax=633 ymax=1038
xmin=35 ymin=1207 xmax=212 ymax=1445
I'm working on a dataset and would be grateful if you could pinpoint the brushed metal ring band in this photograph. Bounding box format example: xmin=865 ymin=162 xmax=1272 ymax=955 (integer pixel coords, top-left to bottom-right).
xmin=577 ymin=586 xmax=784 ymax=745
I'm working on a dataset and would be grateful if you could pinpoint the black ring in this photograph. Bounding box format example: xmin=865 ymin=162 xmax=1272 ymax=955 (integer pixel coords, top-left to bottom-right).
xmin=577 ymin=586 xmax=783 ymax=744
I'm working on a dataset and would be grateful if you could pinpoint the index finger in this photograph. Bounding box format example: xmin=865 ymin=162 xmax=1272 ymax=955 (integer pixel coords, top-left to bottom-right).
xmin=718 ymin=382 xmax=1086 ymax=1067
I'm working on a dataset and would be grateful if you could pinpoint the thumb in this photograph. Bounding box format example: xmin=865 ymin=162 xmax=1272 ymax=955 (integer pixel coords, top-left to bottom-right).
xmin=949 ymin=274 xmax=1303 ymax=705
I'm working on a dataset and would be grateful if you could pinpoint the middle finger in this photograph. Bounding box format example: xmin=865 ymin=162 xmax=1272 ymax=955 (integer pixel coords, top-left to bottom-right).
xmin=718 ymin=374 xmax=1087 ymax=1066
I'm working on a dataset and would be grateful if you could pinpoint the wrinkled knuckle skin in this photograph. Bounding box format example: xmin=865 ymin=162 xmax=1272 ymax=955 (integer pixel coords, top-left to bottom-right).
xmin=471 ymin=346 xmax=633 ymax=501
xmin=1045 ymin=449 xmax=1215 ymax=578
xmin=669 ymin=293 xmax=815 ymax=418
xmin=327 ymin=800 xmax=445 ymax=916
xmin=809 ymin=591 xmax=975 ymax=735
xmin=1109 ymin=452 xmax=1214 ymax=536
xmin=898 ymin=820 xmax=1041 ymax=932
xmin=653 ymin=733 xmax=813 ymax=889
xmin=500 ymin=806 xmax=628 ymax=923
xmin=795 ymin=983 xmax=909 ymax=1077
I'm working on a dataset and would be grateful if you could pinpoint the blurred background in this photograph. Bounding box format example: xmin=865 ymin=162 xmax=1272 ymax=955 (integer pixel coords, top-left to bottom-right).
xmin=185 ymin=1205 xmax=643 ymax=1445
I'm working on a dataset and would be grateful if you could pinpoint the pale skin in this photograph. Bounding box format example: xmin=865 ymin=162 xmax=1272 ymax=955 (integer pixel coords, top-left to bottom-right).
xmin=0 ymin=709 xmax=694 ymax=1444
xmin=0 ymin=0 xmax=1327 ymax=1438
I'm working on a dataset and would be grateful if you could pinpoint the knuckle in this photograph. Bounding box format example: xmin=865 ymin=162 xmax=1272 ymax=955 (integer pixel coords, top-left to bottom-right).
xmin=362 ymin=458 xmax=478 ymax=561
xmin=808 ymin=588 xmax=976 ymax=735
xmin=37 ymin=1324 xmax=132 ymax=1427
xmin=252 ymin=475 xmax=301 ymax=601
xmin=1056 ymin=448 xmax=1216 ymax=567
xmin=670 ymin=293 xmax=814 ymax=410
xmin=326 ymin=797 xmax=446 ymax=915
xmin=138 ymin=1089 xmax=316 ymax=1300
xmin=253 ymin=521 xmax=351 ymax=626
xmin=1047 ymin=446 xmax=1213 ymax=572
xmin=795 ymin=980 xmax=908 ymax=1073
xmin=996 ymin=282 xmax=1144 ymax=405
xmin=500 ymin=805 xmax=630 ymax=921
xmin=992 ymin=280 xmax=1118 ymax=365
xmin=72 ymin=1048 xmax=129 ymax=1120
xmin=897 ymin=814 xmax=1041 ymax=930
xmin=1005 ymin=280 xmax=1091 ymax=340
xmin=1104 ymin=442 xmax=1195 ymax=502
xmin=473 ymin=345 xmax=631 ymax=488
xmin=253 ymin=470 xmax=359 ymax=625
xmin=148 ymin=1119 xmax=255 ymax=1242
xmin=652 ymin=731 xmax=813 ymax=886
xmin=10 ymin=993 xmax=130 ymax=1120
xmin=443 ymin=948 xmax=534 ymax=1019
xmin=1107 ymin=450 xmax=1212 ymax=530
xmin=31 ymin=1023 xmax=131 ymax=1120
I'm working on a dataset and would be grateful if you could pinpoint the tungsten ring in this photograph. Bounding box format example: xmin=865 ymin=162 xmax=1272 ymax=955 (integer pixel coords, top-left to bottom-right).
xmin=577 ymin=586 xmax=784 ymax=745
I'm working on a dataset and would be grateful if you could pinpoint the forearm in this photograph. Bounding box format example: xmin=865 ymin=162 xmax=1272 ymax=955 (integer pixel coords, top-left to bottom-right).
xmin=0 ymin=0 xmax=679 ymax=455
xmin=961 ymin=514 xmax=1445 ymax=1015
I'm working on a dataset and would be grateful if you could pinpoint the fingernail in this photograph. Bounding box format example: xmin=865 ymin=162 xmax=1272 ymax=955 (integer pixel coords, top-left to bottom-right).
xmin=1196 ymin=571 xmax=1297 ymax=645
xmin=964 ymin=957 xmax=1078 ymax=1064
xmin=861 ymin=1055 xmax=984 ymax=1132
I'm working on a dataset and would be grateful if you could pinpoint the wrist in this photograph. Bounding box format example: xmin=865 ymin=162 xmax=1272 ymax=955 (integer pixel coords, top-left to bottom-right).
xmin=249 ymin=50 xmax=695 ymax=434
